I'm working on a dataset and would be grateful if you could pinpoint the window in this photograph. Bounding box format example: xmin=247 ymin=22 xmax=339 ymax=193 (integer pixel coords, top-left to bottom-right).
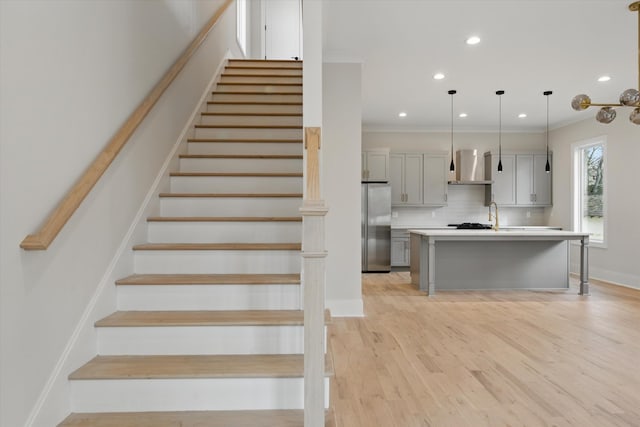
xmin=573 ymin=137 xmax=607 ymax=246
xmin=236 ymin=0 xmax=247 ymax=56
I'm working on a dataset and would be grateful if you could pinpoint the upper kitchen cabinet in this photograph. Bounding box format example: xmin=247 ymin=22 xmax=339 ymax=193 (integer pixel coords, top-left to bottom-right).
xmin=484 ymin=151 xmax=552 ymax=206
xmin=423 ymin=154 xmax=448 ymax=206
xmin=516 ymin=154 xmax=552 ymax=206
xmin=390 ymin=153 xmax=423 ymax=205
xmin=484 ymin=153 xmax=516 ymax=205
xmin=362 ymin=149 xmax=390 ymax=181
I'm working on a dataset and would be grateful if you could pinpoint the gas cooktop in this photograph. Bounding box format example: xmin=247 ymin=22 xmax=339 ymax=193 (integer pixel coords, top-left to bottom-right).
xmin=450 ymin=223 xmax=493 ymax=230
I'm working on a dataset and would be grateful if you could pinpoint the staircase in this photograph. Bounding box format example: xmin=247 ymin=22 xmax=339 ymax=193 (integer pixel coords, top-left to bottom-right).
xmin=58 ymin=59 xmax=334 ymax=426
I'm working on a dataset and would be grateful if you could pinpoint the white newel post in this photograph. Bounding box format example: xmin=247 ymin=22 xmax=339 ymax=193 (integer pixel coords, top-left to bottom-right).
xmin=302 ymin=127 xmax=327 ymax=427
xmin=302 ymin=0 xmax=325 ymax=424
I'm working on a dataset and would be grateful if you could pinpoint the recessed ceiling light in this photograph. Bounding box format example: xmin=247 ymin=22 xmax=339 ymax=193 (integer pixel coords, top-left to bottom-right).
xmin=597 ymin=75 xmax=611 ymax=82
xmin=398 ymin=112 xmax=407 ymax=118
xmin=433 ymin=73 xmax=445 ymax=80
xmin=466 ymin=36 xmax=481 ymax=45
xmin=459 ymin=113 xmax=468 ymax=118
xmin=518 ymin=113 xmax=527 ymax=118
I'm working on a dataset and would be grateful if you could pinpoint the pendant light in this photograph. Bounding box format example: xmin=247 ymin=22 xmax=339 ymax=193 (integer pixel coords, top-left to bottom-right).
xmin=449 ymin=90 xmax=456 ymax=172
xmin=496 ymin=90 xmax=504 ymax=173
xmin=544 ymin=91 xmax=553 ymax=173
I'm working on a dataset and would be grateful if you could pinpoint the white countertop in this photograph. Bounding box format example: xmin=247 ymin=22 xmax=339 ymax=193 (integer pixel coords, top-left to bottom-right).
xmin=393 ymin=225 xmax=561 ymax=230
xmin=409 ymin=229 xmax=589 ymax=239
xmin=392 ymin=226 xmax=454 ymax=230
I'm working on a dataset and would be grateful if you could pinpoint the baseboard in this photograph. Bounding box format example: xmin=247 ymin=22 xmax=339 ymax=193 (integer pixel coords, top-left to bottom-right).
xmin=570 ymin=265 xmax=640 ymax=290
xmin=326 ymin=299 xmax=364 ymax=317
xmin=25 ymin=52 xmax=232 ymax=427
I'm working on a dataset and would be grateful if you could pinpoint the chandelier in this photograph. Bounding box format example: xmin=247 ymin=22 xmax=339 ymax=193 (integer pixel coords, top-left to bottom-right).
xmin=571 ymin=1 xmax=640 ymax=125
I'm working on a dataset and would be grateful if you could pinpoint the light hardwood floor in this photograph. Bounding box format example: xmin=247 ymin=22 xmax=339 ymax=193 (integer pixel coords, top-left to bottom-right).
xmin=329 ymin=272 xmax=640 ymax=427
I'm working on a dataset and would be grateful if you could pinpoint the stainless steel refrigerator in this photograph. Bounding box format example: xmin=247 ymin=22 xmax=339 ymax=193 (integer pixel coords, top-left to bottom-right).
xmin=361 ymin=182 xmax=391 ymax=272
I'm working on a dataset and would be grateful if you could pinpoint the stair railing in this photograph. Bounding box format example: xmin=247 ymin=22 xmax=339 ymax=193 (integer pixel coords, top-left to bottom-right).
xmin=301 ymin=127 xmax=328 ymax=426
xmin=19 ymin=0 xmax=233 ymax=250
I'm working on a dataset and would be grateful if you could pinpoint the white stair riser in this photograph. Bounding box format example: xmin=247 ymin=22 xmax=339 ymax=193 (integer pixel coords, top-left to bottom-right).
xmin=179 ymin=157 xmax=302 ymax=173
xmin=148 ymin=222 xmax=301 ymax=243
xmin=220 ymin=76 xmax=302 ymax=84
xmin=227 ymin=60 xmax=302 ymax=69
xmin=199 ymin=115 xmax=301 ymax=126
xmin=187 ymin=142 xmax=302 ymax=156
xmin=97 ymin=326 xmax=327 ymax=355
xmin=70 ymin=378 xmax=330 ymax=412
xmin=206 ymin=104 xmax=301 ymax=114
xmin=170 ymin=176 xmax=302 ymax=193
xmin=211 ymin=93 xmax=302 ymax=103
xmin=216 ymin=84 xmax=301 ymax=94
xmin=117 ymin=284 xmax=300 ymax=311
xmin=160 ymin=197 xmax=302 ymax=216
xmin=194 ymin=127 xmax=301 ymax=140
xmin=134 ymin=250 xmax=301 ymax=274
xmin=223 ymin=68 xmax=302 ymax=76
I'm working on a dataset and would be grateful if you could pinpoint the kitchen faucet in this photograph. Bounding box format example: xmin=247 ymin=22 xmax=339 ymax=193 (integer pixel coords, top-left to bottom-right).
xmin=488 ymin=201 xmax=499 ymax=231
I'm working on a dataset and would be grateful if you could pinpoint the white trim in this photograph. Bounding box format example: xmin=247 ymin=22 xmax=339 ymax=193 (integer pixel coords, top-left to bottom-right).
xmin=301 ymin=251 xmax=329 ymax=259
xmin=362 ymin=126 xmax=545 ymax=134
xmin=571 ymin=136 xmax=607 ymax=248
xmin=236 ymin=0 xmax=248 ymax=57
xmin=326 ymin=299 xmax=364 ymax=317
xmin=25 ymin=52 xmax=232 ymax=427
xmin=570 ymin=268 xmax=640 ymax=291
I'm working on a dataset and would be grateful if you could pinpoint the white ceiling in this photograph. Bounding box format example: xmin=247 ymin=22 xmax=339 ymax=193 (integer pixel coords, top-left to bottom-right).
xmin=322 ymin=0 xmax=638 ymax=132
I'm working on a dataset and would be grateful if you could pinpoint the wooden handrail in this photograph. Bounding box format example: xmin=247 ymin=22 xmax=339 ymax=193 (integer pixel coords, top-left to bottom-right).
xmin=20 ymin=0 xmax=233 ymax=250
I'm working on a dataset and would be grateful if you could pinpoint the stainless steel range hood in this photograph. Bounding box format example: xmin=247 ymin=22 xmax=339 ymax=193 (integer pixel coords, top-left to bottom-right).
xmin=448 ymin=149 xmax=493 ymax=185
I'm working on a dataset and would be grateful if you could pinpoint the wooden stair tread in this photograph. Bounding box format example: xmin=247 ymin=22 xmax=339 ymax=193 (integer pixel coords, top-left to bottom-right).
xmin=158 ymin=192 xmax=302 ymax=198
xmin=58 ymin=409 xmax=335 ymax=427
xmin=207 ymin=101 xmax=303 ymax=105
xmin=218 ymin=82 xmax=302 ymax=86
xmin=146 ymin=216 xmax=303 ymax=222
xmin=69 ymin=354 xmax=333 ymax=380
xmin=222 ymin=73 xmax=303 ymax=77
xmin=115 ymin=273 xmax=301 ymax=285
xmin=227 ymin=63 xmax=302 ymax=67
xmin=187 ymin=137 xmax=302 ymax=143
xmin=95 ymin=309 xmax=331 ymax=327
xmin=132 ymin=243 xmax=301 ymax=251
xmin=213 ymin=91 xmax=303 ymax=95
xmin=201 ymin=112 xmax=302 ymax=117
xmin=178 ymin=154 xmax=302 ymax=159
xmin=225 ymin=65 xmax=302 ymax=70
xmin=194 ymin=124 xmax=302 ymax=129
xmin=169 ymin=172 xmax=302 ymax=177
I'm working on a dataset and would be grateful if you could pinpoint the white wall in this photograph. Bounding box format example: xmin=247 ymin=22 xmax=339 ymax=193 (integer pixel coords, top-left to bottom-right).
xmin=322 ymin=63 xmax=363 ymax=316
xmin=363 ymin=131 xmax=548 ymax=227
xmin=0 ymin=1 xmax=240 ymax=426
xmin=547 ymin=117 xmax=640 ymax=289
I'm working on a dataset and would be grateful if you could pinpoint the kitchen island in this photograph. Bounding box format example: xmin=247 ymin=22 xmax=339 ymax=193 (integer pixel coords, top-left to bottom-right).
xmin=409 ymin=229 xmax=590 ymax=295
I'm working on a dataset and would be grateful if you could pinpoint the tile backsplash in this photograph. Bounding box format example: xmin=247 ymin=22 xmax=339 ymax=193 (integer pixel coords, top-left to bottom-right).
xmin=392 ymin=185 xmax=546 ymax=227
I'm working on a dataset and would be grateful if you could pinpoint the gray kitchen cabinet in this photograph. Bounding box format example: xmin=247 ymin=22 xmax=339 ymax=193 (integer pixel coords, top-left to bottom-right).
xmin=362 ymin=149 xmax=390 ymax=181
xmin=391 ymin=230 xmax=410 ymax=267
xmin=484 ymin=153 xmax=516 ymax=205
xmin=423 ymin=154 xmax=448 ymax=206
xmin=484 ymin=152 xmax=551 ymax=207
xmin=390 ymin=153 xmax=423 ymax=206
xmin=516 ymin=154 xmax=552 ymax=206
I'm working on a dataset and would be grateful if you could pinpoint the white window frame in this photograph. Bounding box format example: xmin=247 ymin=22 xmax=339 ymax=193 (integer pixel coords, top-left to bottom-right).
xmin=572 ymin=136 xmax=607 ymax=248
xmin=236 ymin=0 xmax=248 ymax=56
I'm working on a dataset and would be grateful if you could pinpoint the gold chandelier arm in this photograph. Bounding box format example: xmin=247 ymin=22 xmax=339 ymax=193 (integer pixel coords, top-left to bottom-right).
xmin=632 ymin=1 xmax=640 ymax=89
xmin=587 ymin=102 xmax=624 ymax=107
